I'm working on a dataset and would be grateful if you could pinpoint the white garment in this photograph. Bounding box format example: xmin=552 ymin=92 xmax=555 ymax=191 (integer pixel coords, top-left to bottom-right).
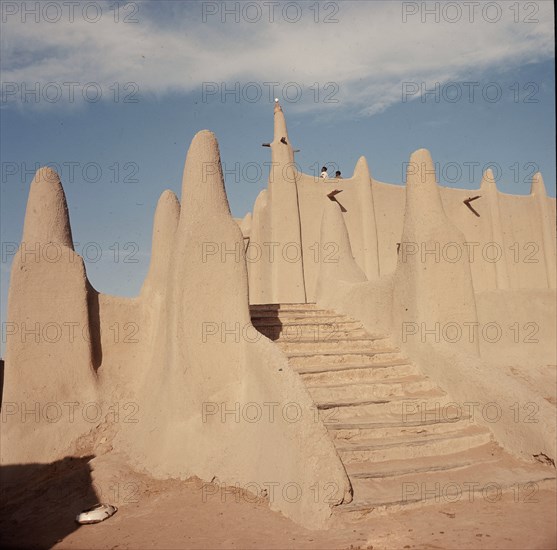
xmin=320 ymin=171 xmax=328 ymax=179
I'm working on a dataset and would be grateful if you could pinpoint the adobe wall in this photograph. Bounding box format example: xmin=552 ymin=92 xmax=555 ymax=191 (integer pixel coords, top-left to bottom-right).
xmin=244 ymin=105 xmax=556 ymax=304
xmin=1 ymin=132 xmax=351 ymax=530
xmin=313 ymin=147 xmax=556 ymax=462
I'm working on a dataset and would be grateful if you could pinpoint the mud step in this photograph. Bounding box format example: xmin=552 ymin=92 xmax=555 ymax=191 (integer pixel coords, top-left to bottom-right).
xmin=253 ymin=318 xmax=354 ymax=329
xmin=255 ymin=326 xmax=368 ymax=342
xmin=326 ymin=412 xmax=474 ymax=441
xmin=307 ymin=376 xmax=435 ymax=402
xmin=250 ymin=303 xmax=318 ymax=311
xmin=250 ymin=310 xmax=342 ymax=320
xmin=316 ymin=387 xmax=447 ymax=410
xmin=337 ymin=457 xmax=555 ymax=514
xmin=253 ymin=320 xmax=363 ymax=333
xmin=335 ymin=425 xmax=493 ymax=463
xmin=318 ymin=391 xmax=456 ymax=422
xmin=299 ymin=362 xmax=419 ymax=384
xmin=278 ymin=336 xmax=393 ymax=353
xmin=317 ymin=391 xmax=455 ymax=423
xmin=345 ymin=443 xmax=502 ymax=479
xmin=287 ymin=350 xmax=404 ymax=368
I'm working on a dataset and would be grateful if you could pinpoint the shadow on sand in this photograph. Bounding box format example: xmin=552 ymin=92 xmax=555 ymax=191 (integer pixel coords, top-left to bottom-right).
xmin=0 ymin=455 xmax=97 ymax=549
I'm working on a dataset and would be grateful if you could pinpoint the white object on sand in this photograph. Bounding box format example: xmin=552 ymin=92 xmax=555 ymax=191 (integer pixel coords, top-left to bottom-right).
xmin=76 ymin=503 xmax=118 ymax=524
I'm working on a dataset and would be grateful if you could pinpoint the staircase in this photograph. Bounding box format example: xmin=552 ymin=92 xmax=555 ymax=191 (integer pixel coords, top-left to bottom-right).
xmin=250 ymin=303 xmax=556 ymax=518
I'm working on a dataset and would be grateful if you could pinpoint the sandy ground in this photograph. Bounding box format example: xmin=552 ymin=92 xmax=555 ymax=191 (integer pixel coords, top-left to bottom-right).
xmin=1 ymin=451 xmax=555 ymax=550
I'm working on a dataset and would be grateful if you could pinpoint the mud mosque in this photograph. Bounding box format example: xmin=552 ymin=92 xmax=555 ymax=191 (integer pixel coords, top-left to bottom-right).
xmin=2 ymin=103 xmax=555 ymax=528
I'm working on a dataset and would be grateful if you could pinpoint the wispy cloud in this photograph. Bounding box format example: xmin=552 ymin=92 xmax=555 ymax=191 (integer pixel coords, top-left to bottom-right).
xmin=1 ymin=1 xmax=554 ymax=115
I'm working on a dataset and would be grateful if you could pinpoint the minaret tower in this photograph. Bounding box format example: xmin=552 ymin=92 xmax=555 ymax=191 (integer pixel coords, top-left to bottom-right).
xmin=266 ymin=100 xmax=306 ymax=303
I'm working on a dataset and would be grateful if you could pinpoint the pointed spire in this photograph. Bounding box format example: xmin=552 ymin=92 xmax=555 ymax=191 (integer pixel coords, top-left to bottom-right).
xmin=151 ymin=189 xmax=180 ymax=252
xmin=352 ymin=155 xmax=379 ymax=279
xmin=268 ymin=101 xmax=295 ymax=174
xmin=273 ymin=101 xmax=289 ymax=144
xmin=21 ymin=167 xmax=74 ymax=248
xmin=395 ymin=148 xmax=479 ymax=356
xmin=530 ymin=172 xmax=547 ymax=197
xmin=529 ymin=171 xmax=555 ymax=288
xmin=404 ymin=149 xmax=444 ymax=221
xmin=319 ymin=201 xmax=366 ymax=284
xmin=142 ymin=190 xmax=180 ymax=294
xmin=180 ymin=130 xmax=231 ymax=225
xmin=481 ymin=169 xmax=509 ymax=289
xmin=407 ymin=148 xmax=437 ymax=187
xmin=352 ymin=156 xmax=372 ymax=181
xmin=480 ymin=168 xmax=497 ymax=191
xmin=254 ymin=188 xmax=268 ymax=212
xmin=239 ymin=212 xmax=252 ymax=236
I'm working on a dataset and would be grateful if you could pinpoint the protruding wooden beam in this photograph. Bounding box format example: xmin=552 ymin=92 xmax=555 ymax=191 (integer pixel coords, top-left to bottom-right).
xmin=464 ymin=195 xmax=481 ymax=217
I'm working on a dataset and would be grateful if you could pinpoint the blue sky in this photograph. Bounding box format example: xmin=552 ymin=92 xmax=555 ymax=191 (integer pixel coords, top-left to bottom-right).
xmin=1 ymin=1 xmax=555 ymax=351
